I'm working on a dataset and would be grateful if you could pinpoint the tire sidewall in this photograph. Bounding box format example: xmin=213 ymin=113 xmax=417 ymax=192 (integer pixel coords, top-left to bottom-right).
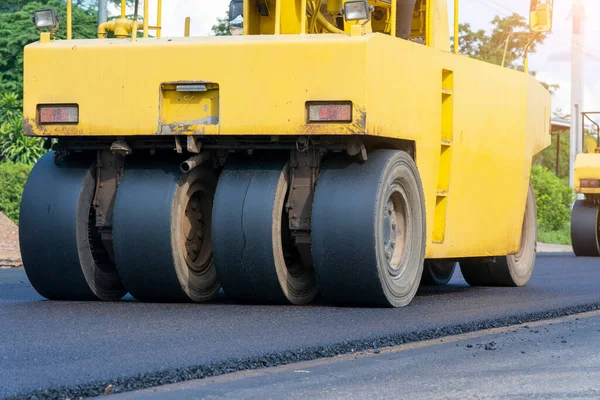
xmin=374 ymin=153 xmax=426 ymax=307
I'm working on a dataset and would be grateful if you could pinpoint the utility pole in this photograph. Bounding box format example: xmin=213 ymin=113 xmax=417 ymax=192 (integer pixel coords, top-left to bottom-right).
xmin=99 ymin=0 xmax=108 ymax=25
xmin=570 ymin=0 xmax=585 ymax=189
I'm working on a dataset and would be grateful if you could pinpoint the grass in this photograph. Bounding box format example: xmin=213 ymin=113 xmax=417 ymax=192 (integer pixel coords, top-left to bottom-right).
xmin=538 ymin=225 xmax=571 ymax=246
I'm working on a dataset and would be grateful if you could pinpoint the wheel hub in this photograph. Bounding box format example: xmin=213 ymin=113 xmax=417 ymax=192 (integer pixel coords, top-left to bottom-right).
xmin=182 ymin=190 xmax=210 ymax=271
xmin=382 ymin=189 xmax=408 ymax=274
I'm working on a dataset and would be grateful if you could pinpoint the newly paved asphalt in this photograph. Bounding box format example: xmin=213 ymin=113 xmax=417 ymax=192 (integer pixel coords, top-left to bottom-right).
xmin=112 ymin=311 xmax=600 ymax=399
xmin=1 ymin=252 xmax=599 ymax=399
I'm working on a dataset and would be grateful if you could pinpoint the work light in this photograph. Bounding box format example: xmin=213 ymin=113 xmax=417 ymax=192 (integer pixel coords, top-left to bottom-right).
xmin=343 ymin=0 xmax=370 ymax=21
xmin=32 ymin=9 xmax=59 ymax=30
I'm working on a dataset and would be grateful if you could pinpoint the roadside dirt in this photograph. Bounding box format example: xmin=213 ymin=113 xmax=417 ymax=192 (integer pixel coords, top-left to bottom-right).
xmin=0 ymin=212 xmax=21 ymax=268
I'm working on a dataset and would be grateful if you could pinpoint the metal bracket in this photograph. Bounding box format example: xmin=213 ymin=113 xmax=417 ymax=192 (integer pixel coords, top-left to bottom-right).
xmin=187 ymin=136 xmax=202 ymax=153
xmin=286 ymin=145 xmax=322 ymax=269
xmin=92 ymin=150 xmax=125 ymax=262
xmin=286 ymin=147 xmax=321 ymax=232
xmin=93 ymin=150 xmax=124 ymax=229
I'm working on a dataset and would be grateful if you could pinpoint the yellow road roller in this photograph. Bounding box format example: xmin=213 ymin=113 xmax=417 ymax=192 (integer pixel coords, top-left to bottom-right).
xmin=19 ymin=0 xmax=552 ymax=307
xmin=571 ymin=111 xmax=600 ymax=256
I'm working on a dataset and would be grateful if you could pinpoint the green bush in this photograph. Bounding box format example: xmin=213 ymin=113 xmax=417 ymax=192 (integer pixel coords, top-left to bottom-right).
xmin=530 ymin=165 xmax=573 ymax=231
xmin=0 ymin=161 xmax=32 ymax=223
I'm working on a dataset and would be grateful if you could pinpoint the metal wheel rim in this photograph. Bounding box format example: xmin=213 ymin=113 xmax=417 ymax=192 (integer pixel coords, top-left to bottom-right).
xmin=180 ymin=181 xmax=213 ymax=274
xmin=382 ymin=182 xmax=409 ymax=276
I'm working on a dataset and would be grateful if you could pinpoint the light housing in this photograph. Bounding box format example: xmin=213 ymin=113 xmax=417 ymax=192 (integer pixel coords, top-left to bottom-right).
xmin=343 ymin=1 xmax=370 ymax=22
xmin=32 ymin=9 xmax=59 ymax=30
xmin=38 ymin=105 xmax=79 ymax=124
xmin=307 ymin=102 xmax=353 ymax=123
xmin=580 ymin=179 xmax=600 ymax=188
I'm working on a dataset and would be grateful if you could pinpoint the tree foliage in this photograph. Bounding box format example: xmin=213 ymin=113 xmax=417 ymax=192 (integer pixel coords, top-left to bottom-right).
xmin=0 ymin=161 xmax=33 ymax=222
xmin=456 ymin=13 xmax=558 ymax=93
xmin=531 ymin=165 xmax=573 ymax=231
xmin=0 ymin=92 xmax=46 ymax=164
xmin=0 ymin=0 xmax=99 ymax=95
xmin=211 ymin=14 xmax=230 ymax=36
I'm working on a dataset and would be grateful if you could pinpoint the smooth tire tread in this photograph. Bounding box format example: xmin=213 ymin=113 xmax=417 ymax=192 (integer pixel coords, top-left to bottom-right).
xmin=460 ymin=184 xmax=537 ymax=287
xmin=20 ymin=152 xmax=126 ymax=301
xmin=113 ymin=163 xmax=220 ymax=302
xmin=570 ymin=200 xmax=600 ymax=257
xmin=312 ymin=150 xmax=426 ymax=307
xmin=212 ymin=156 xmax=318 ymax=305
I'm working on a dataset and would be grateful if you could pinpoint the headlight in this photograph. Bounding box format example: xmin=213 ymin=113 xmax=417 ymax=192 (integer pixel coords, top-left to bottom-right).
xmin=32 ymin=9 xmax=59 ymax=30
xmin=343 ymin=1 xmax=370 ymax=21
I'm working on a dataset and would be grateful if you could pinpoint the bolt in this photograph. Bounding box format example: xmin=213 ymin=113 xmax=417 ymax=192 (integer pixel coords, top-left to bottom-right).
xmin=390 ymin=242 xmax=395 ymax=249
xmin=386 ymin=251 xmax=392 ymax=259
xmin=388 ymin=208 xmax=393 ymax=215
xmin=392 ymin=222 xmax=397 ymax=229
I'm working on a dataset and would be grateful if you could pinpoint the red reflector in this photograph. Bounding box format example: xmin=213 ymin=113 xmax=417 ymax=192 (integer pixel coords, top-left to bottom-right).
xmin=307 ymin=102 xmax=352 ymax=123
xmin=580 ymin=179 xmax=600 ymax=188
xmin=39 ymin=105 xmax=78 ymax=124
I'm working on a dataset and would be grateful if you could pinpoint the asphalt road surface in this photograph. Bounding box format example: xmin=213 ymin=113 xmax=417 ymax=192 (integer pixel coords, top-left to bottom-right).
xmin=110 ymin=311 xmax=600 ymax=400
xmin=1 ymin=252 xmax=599 ymax=399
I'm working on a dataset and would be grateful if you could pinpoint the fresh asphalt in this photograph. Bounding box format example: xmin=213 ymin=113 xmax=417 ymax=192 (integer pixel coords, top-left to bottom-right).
xmin=110 ymin=311 xmax=600 ymax=400
xmin=1 ymin=252 xmax=599 ymax=399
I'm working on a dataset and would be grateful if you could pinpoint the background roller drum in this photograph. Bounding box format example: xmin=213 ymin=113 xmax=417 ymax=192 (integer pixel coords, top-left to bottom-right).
xmin=570 ymin=200 xmax=600 ymax=257
xmin=20 ymin=152 xmax=126 ymax=301
xmin=212 ymin=157 xmax=318 ymax=305
xmin=113 ymin=164 xmax=220 ymax=302
xmin=420 ymin=261 xmax=456 ymax=286
xmin=460 ymin=184 xmax=537 ymax=287
xmin=312 ymin=150 xmax=426 ymax=307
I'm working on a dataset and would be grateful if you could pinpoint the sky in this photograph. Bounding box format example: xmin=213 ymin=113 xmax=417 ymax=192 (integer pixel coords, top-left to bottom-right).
xmin=116 ymin=0 xmax=600 ymax=117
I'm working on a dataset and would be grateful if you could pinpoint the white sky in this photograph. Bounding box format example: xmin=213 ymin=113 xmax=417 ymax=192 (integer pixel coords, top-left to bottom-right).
xmin=114 ymin=0 xmax=600 ymax=117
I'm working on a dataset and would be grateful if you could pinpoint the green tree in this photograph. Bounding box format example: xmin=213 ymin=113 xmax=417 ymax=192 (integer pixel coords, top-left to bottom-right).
xmin=0 ymin=161 xmax=33 ymax=222
xmin=0 ymin=0 xmax=99 ymax=95
xmin=456 ymin=13 xmax=558 ymax=93
xmin=0 ymin=115 xmax=46 ymax=164
xmin=530 ymin=165 xmax=573 ymax=231
xmin=211 ymin=14 xmax=230 ymax=36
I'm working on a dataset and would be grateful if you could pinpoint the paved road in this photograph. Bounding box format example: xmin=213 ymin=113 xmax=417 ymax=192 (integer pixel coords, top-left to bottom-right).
xmin=1 ymin=252 xmax=599 ymax=399
xmin=111 ymin=311 xmax=600 ymax=400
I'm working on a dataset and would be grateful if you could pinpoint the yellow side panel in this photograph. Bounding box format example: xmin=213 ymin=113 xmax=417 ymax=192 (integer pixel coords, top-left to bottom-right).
xmin=23 ymin=34 xmax=551 ymax=259
xmin=574 ymin=153 xmax=600 ymax=195
xmin=365 ymin=35 xmax=550 ymax=258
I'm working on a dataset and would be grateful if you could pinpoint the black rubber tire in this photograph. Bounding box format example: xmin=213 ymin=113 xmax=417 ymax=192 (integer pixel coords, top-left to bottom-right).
xmin=20 ymin=152 xmax=126 ymax=301
xmin=460 ymin=184 xmax=537 ymax=287
xmin=420 ymin=261 xmax=456 ymax=286
xmin=113 ymin=164 xmax=220 ymax=302
xmin=212 ymin=157 xmax=318 ymax=305
xmin=312 ymin=150 xmax=426 ymax=307
xmin=571 ymin=200 xmax=600 ymax=257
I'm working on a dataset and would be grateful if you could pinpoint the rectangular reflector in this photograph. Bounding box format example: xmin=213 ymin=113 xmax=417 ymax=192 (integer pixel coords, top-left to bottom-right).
xmin=580 ymin=179 xmax=600 ymax=188
xmin=39 ymin=105 xmax=79 ymax=124
xmin=307 ymin=102 xmax=352 ymax=123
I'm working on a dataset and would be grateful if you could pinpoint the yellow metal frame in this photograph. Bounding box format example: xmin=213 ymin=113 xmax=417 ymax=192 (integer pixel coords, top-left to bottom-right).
xmin=66 ymin=0 xmax=162 ymax=40
xmin=25 ymin=1 xmax=552 ymax=260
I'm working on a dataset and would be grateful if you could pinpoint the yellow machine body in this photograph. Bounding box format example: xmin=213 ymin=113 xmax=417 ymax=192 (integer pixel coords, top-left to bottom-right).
xmin=22 ymin=0 xmax=551 ymax=260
